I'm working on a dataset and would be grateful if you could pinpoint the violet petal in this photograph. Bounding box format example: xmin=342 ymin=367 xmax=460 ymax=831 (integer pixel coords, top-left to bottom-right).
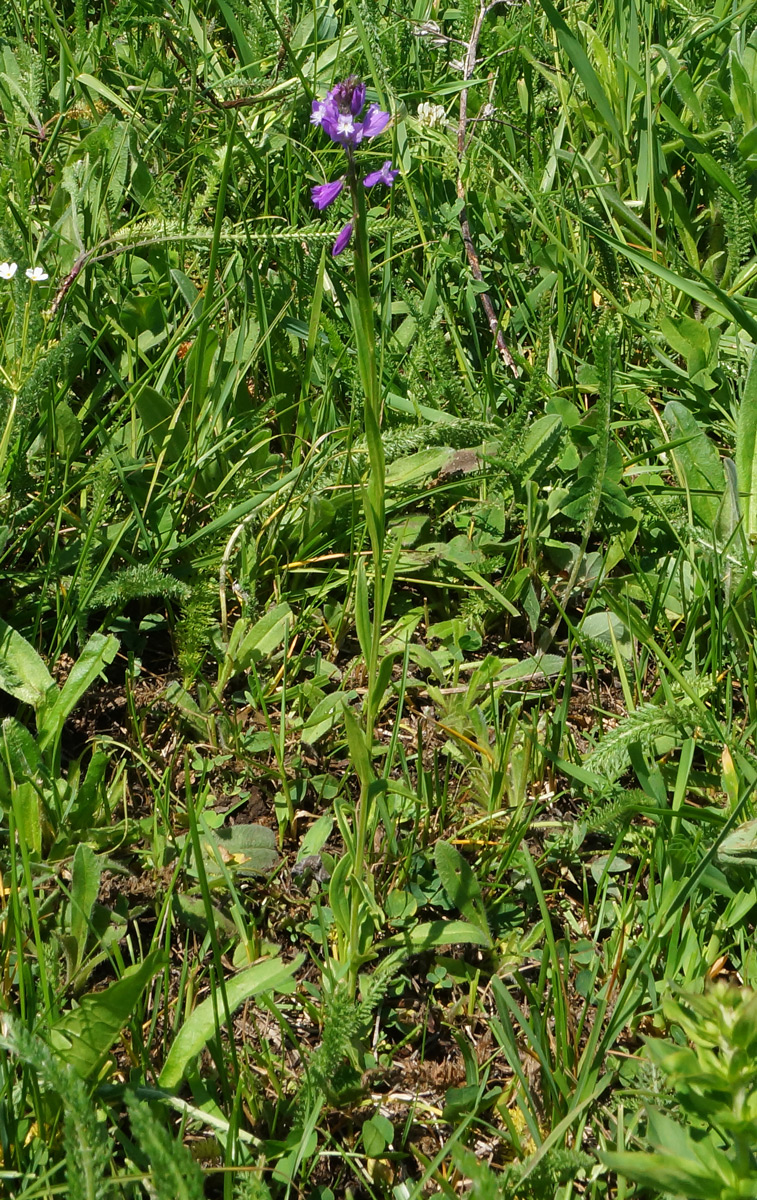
xmin=364 ymin=160 xmax=399 ymax=188
xmin=332 ymin=221 xmax=354 ymax=256
xmin=318 ymin=98 xmax=341 ymax=141
xmin=361 ymin=104 xmax=391 ymax=139
xmin=311 ymin=178 xmax=344 ymax=210
xmin=320 ymin=111 xmax=339 ymax=142
xmin=350 ymin=81 xmax=366 ymax=116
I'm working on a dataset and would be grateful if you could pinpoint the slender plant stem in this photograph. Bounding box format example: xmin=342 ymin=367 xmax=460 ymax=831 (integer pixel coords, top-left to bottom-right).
xmin=349 ymin=162 xmax=385 ymax=741
xmin=344 ymin=154 xmax=387 ymax=989
xmin=0 ymin=394 xmax=17 ymax=485
xmin=457 ymin=0 xmax=517 ymax=374
xmin=189 ymin=114 xmax=236 ymax=450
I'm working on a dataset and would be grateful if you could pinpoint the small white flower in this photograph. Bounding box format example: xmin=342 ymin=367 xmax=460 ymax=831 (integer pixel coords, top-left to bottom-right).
xmin=417 ymin=101 xmax=447 ymax=130
xmin=0 ymin=262 xmax=18 ymax=280
xmin=25 ymin=266 xmax=49 ymax=282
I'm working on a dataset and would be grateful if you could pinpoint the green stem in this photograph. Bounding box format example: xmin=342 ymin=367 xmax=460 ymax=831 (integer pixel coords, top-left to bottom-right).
xmin=345 ymin=157 xmax=387 ymax=991
xmin=189 ymin=114 xmax=236 ymax=452
xmin=349 ymin=161 xmax=385 ymax=740
xmin=0 ymin=393 xmax=18 ymax=486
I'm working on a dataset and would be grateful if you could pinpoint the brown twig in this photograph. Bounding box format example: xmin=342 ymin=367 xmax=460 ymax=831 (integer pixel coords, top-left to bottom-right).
xmin=48 ymin=250 xmax=90 ymax=318
xmin=457 ymin=0 xmax=517 ymax=375
xmin=163 ymin=28 xmax=292 ymax=112
xmin=201 ymin=91 xmax=287 ymax=110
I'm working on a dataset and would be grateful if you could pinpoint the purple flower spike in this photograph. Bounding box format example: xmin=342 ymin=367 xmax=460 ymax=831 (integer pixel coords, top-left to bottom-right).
xmin=364 ymin=160 xmax=399 ymax=188
xmin=309 ymin=81 xmax=397 ymax=256
xmin=311 ymin=178 xmax=344 ymax=210
xmin=361 ymin=104 xmax=391 ymax=139
xmin=331 ymin=76 xmax=366 ymax=118
xmin=332 ymin=221 xmax=354 ymax=256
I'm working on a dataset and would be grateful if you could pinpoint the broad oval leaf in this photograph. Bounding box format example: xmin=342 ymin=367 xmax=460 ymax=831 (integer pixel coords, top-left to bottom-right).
xmin=663 ymin=401 xmax=724 ymax=529
xmin=0 ymin=618 xmax=55 ymax=710
xmin=435 ymin=841 xmax=493 ymax=946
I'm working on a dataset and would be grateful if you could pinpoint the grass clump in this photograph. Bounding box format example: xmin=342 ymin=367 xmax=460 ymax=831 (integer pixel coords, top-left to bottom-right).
xmin=3 ymin=1 xmax=757 ymax=1197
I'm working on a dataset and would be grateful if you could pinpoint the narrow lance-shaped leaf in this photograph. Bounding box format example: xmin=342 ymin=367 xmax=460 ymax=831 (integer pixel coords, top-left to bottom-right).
xmin=159 ymin=955 xmax=304 ymax=1089
xmin=538 ymin=0 xmax=622 ymax=144
xmin=69 ymin=844 xmax=101 ymax=972
xmin=736 ymin=349 xmax=757 ymax=541
xmin=50 ymin=950 xmax=165 ymax=1078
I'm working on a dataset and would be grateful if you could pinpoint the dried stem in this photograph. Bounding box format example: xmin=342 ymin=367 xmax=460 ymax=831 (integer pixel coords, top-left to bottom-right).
xmin=457 ymin=0 xmax=517 ymax=375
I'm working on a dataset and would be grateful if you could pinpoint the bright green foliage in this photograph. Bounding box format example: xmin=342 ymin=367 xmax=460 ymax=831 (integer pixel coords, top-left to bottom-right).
xmin=1 ymin=1017 xmax=222 ymax=1199
xmin=159 ymin=953 xmax=302 ymax=1089
xmin=1 ymin=1018 xmax=111 ymax=1199
xmin=125 ymin=1096 xmax=205 ymax=1200
xmin=602 ymin=987 xmax=757 ymax=1198
xmin=296 ymin=956 xmax=404 ymax=1122
xmin=4 ymin=0 xmax=757 ymax=1196
xmin=454 ymin=1145 xmax=593 ymax=1199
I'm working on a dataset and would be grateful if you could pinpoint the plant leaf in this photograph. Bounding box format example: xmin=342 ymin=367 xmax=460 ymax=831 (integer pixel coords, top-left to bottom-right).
xmin=158 ymin=955 xmax=303 ymax=1089
xmin=38 ymin=634 xmax=119 ymax=753
xmin=538 ymin=0 xmax=621 ymax=142
xmin=434 ymin=840 xmax=492 ymax=946
xmin=135 ymin=384 xmax=188 ymax=462
xmin=380 ymin=919 xmax=494 ymax=951
xmin=220 ymin=602 xmax=292 ymax=690
xmin=354 ymin=559 xmax=372 ymax=667
xmin=50 ymin=949 xmax=164 ymax=1077
xmin=0 ymin=618 xmax=55 ymax=710
xmin=69 ymin=844 xmax=101 ymax=971
xmin=663 ymin=401 xmax=724 ymax=529
xmin=1 ymin=716 xmax=45 ymax=787
xmin=735 ymin=349 xmax=757 ymax=541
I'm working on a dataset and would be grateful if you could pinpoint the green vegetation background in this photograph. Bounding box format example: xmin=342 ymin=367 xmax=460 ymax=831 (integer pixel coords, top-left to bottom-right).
xmin=3 ymin=0 xmax=757 ymax=1196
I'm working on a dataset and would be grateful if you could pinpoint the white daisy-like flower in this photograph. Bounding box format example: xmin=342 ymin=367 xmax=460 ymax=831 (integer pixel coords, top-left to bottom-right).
xmin=25 ymin=266 xmax=49 ymax=282
xmin=0 ymin=262 xmax=18 ymax=280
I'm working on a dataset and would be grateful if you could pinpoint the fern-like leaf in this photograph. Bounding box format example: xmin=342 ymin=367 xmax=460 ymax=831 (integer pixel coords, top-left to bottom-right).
xmin=585 ymin=701 xmax=696 ymax=780
xmin=126 ymin=1095 xmax=205 ymax=1200
xmin=88 ymin=564 xmax=191 ymax=610
xmin=0 ymin=1017 xmax=111 ymax=1200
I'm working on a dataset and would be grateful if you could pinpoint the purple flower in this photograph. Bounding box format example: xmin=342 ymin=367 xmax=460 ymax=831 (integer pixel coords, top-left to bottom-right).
xmin=361 ymin=104 xmax=391 ymax=139
xmin=309 ymin=79 xmax=397 ymax=245
xmin=328 ymin=111 xmax=362 ymax=148
xmin=314 ymin=78 xmax=391 ymax=148
xmin=363 ymin=160 xmax=399 ymax=189
xmin=311 ymin=178 xmax=344 ymax=210
xmin=332 ymin=221 xmax=354 ymax=256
